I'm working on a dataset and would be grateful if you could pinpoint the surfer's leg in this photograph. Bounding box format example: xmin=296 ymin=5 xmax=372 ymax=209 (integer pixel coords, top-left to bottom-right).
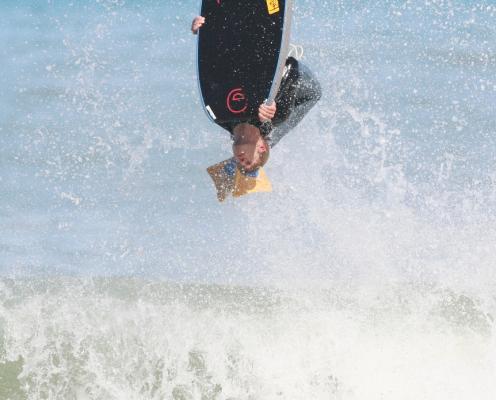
xmin=295 ymin=63 xmax=322 ymax=109
xmin=269 ymin=65 xmax=321 ymax=147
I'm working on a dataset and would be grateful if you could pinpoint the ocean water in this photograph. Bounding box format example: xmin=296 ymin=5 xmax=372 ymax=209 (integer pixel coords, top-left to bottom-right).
xmin=1 ymin=0 xmax=496 ymax=399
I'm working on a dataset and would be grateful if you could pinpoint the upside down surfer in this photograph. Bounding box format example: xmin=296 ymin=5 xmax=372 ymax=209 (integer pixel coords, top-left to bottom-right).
xmin=192 ymin=15 xmax=322 ymax=173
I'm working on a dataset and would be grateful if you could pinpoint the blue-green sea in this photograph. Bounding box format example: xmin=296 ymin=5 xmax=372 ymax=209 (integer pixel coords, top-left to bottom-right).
xmin=1 ymin=1 xmax=496 ymax=399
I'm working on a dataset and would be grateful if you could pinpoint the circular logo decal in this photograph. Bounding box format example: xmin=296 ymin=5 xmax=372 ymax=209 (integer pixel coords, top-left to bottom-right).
xmin=226 ymin=88 xmax=248 ymax=114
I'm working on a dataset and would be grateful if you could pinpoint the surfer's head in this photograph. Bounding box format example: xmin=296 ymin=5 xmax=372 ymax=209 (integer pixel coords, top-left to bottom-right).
xmin=232 ymin=123 xmax=270 ymax=172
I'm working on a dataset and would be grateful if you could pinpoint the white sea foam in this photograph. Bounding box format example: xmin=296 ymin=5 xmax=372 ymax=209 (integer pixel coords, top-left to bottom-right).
xmin=0 ymin=278 xmax=494 ymax=400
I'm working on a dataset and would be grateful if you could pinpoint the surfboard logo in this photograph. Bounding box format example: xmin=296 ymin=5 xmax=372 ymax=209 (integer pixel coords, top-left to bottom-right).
xmin=266 ymin=0 xmax=280 ymax=14
xmin=226 ymin=88 xmax=248 ymax=114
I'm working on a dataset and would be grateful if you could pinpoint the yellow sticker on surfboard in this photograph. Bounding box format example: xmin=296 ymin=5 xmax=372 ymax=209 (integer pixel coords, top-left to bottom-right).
xmin=266 ymin=0 xmax=280 ymax=14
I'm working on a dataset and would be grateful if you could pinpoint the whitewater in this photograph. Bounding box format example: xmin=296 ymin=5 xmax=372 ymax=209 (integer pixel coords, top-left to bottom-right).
xmin=1 ymin=0 xmax=496 ymax=399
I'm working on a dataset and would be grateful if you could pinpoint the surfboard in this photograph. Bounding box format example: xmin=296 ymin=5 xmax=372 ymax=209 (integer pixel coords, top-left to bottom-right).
xmin=197 ymin=0 xmax=293 ymax=124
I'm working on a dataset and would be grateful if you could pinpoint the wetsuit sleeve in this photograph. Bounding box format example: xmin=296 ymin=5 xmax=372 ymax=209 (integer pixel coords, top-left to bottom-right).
xmin=269 ymin=63 xmax=322 ymax=148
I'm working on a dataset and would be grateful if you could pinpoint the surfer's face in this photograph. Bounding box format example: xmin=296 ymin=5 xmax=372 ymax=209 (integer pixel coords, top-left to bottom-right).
xmin=233 ymin=138 xmax=268 ymax=172
xmin=234 ymin=143 xmax=259 ymax=171
xmin=232 ymin=123 xmax=264 ymax=171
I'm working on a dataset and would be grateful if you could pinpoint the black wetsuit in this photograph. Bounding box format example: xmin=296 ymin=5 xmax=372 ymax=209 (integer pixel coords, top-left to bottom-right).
xmin=218 ymin=57 xmax=322 ymax=147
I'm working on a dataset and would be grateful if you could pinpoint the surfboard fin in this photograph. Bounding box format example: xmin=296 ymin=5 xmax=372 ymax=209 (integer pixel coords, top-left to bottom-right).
xmin=207 ymin=158 xmax=272 ymax=202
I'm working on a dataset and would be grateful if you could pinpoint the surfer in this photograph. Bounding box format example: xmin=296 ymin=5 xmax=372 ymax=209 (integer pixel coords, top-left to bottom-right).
xmin=192 ymin=16 xmax=321 ymax=172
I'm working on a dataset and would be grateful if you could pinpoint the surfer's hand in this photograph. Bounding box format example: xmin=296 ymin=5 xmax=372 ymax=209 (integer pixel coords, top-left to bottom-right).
xmin=258 ymin=102 xmax=276 ymax=122
xmin=191 ymin=16 xmax=205 ymax=34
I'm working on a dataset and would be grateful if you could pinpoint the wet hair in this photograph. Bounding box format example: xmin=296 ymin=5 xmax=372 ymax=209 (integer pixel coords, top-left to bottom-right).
xmin=232 ymin=123 xmax=258 ymax=146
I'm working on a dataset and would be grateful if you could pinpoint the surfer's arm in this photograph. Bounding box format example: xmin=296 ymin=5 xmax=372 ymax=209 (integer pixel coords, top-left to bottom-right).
xmin=258 ymin=102 xmax=276 ymax=122
xmin=191 ymin=16 xmax=205 ymax=34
